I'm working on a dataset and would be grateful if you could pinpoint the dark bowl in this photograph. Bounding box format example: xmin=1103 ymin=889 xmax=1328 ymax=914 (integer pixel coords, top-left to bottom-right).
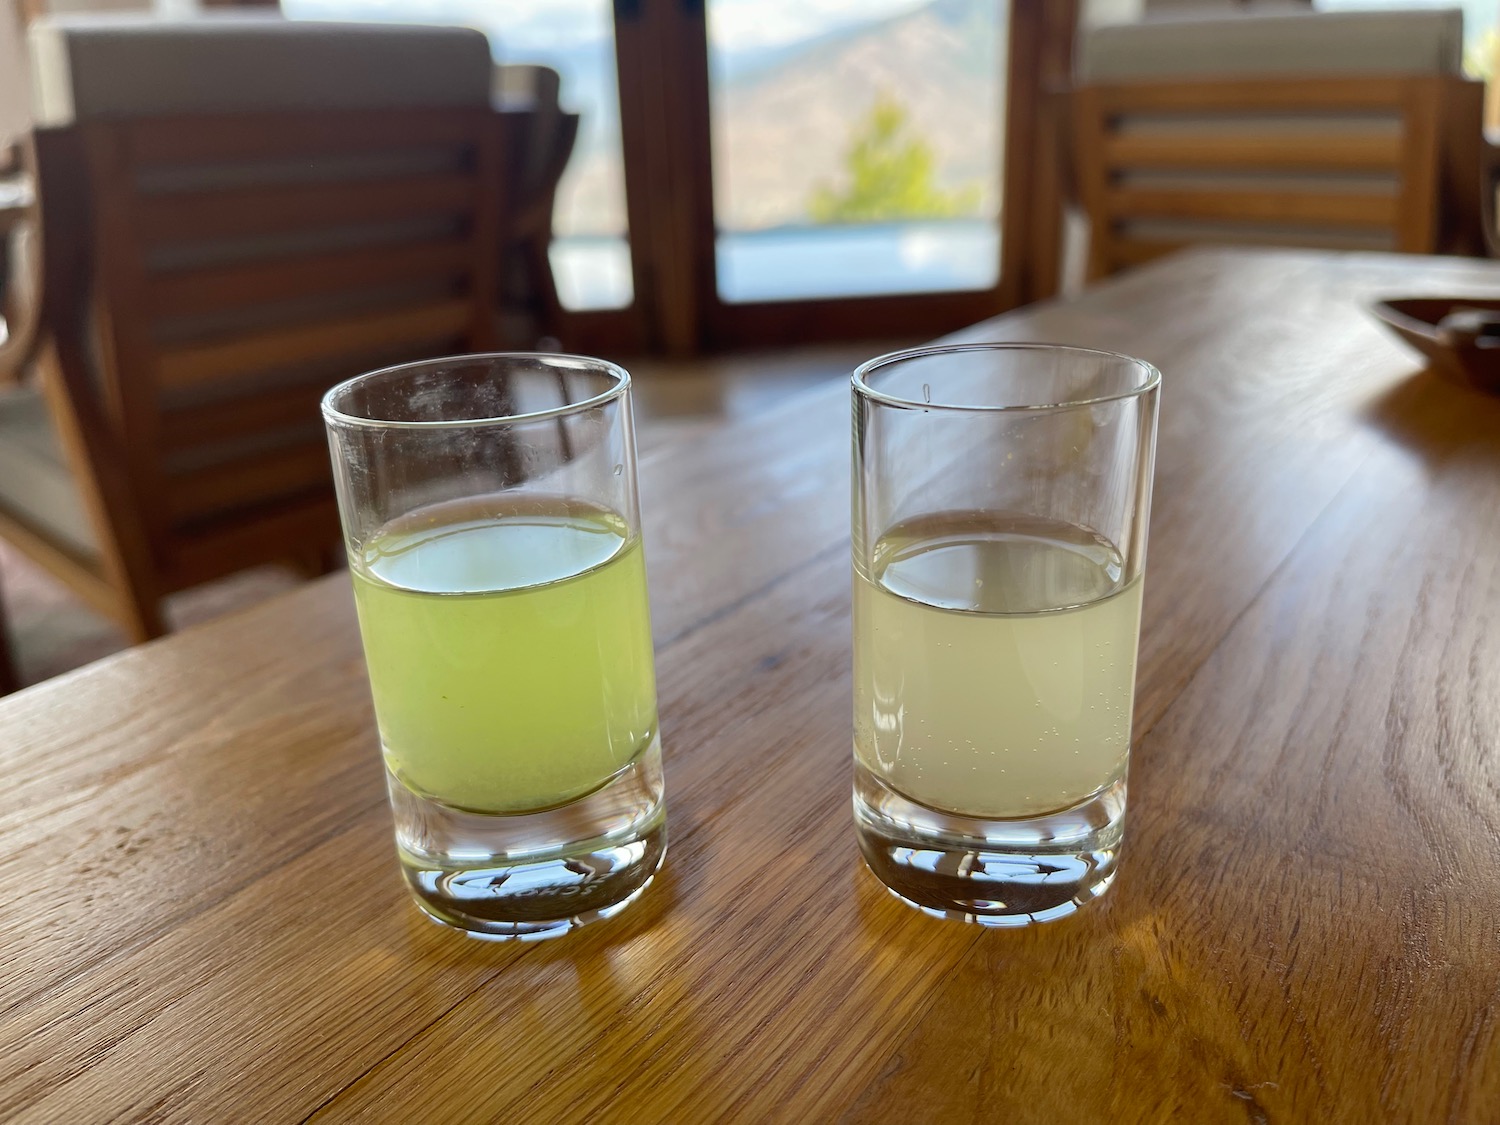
xmin=1370 ymin=297 xmax=1500 ymax=395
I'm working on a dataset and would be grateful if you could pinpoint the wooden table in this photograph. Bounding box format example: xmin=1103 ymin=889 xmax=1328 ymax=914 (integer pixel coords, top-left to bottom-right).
xmin=3 ymin=248 xmax=1499 ymax=1123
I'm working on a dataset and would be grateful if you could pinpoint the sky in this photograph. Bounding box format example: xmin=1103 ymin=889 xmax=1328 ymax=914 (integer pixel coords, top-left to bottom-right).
xmin=280 ymin=0 xmax=1500 ymax=56
xmin=283 ymin=0 xmax=933 ymax=52
xmin=707 ymin=0 xmax=928 ymax=50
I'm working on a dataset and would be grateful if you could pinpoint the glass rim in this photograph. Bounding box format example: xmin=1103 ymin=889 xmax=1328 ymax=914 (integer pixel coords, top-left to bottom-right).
xmin=320 ymin=352 xmax=632 ymax=430
xmin=852 ymin=342 xmax=1161 ymax=414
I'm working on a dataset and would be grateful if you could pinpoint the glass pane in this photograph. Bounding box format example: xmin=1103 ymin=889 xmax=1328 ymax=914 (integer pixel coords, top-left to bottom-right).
xmin=281 ymin=0 xmax=632 ymax=311
xmin=707 ymin=0 xmax=1007 ymax=303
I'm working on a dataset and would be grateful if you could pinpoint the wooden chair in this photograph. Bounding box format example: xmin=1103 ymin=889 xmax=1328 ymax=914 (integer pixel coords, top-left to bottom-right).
xmin=494 ymin=64 xmax=580 ymax=346
xmin=0 ymin=19 xmax=502 ymax=658
xmin=1071 ymin=9 xmax=1485 ymax=279
xmin=1072 ymin=75 xmax=1484 ymax=278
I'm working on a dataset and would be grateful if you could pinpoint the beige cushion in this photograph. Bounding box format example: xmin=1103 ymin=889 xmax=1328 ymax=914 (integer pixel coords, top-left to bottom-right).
xmin=1078 ymin=8 xmax=1464 ymax=82
xmin=0 ymin=388 xmax=96 ymax=559
xmin=0 ymin=6 xmax=29 ymax=147
xmin=28 ymin=15 xmax=494 ymax=127
xmin=1143 ymin=1 xmax=1311 ymax=12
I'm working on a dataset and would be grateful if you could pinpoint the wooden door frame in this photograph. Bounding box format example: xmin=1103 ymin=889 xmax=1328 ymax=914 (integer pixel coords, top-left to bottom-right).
xmin=624 ymin=0 xmax=1078 ymax=354
xmin=604 ymin=0 xmax=707 ymax=355
xmin=15 ymin=0 xmax=1077 ymax=356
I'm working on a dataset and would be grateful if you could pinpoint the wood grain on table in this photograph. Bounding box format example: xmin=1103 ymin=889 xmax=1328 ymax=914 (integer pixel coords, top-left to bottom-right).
xmin=2 ymin=248 xmax=1498 ymax=1123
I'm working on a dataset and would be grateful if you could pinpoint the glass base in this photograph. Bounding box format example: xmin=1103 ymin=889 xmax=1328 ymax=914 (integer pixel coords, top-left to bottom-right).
xmin=388 ymin=737 xmax=666 ymax=941
xmin=853 ymin=761 xmax=1124 ymax=928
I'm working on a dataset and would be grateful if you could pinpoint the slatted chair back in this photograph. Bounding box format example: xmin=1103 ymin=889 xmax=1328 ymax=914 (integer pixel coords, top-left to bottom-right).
xmin=79 ymin=107 xmax=500 ymax=584
xmin=1072 ymin=75 xmax=1482 ymax=279
xmin=0 ymin=18 xmax=502 ymax=641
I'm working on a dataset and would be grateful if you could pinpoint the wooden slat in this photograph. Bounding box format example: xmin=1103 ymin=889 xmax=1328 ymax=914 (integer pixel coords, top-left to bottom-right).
xmin=1104 ymin=131 xmax=1402 ymax=172
xmin=1108 ymin=237 xmax=1185 ymax=268
xmin=1094 ymin=76 xmax=1412 ymax=113
xmin=159 ymin=383 xmax=328 ymax=455
xmin=1107 ymin=186 xmax=1398 ymax=227
xmin=159 ymin=331 xmax=472 ymax=457
xmin=146 ymin=239 xmax=474 ymax=321
xmin=166 ymin=442 xmax=333 ymax=524
xmin=80 ymin=132 xmax=176 ymax=632
xmin=124 ymin=108 xmax=487 ymax=166
xmin=1108 ymin=230 xmax=1398 ymax=271
xmin=1072 ymin=86 xmax=1117 ymax=282
xmin=463 ymin=116 xmax=503 ymax=350
xmin=24 ymin=130 xmax=168 ymax=640
xmin=133 ymin=173 xmax=479 ymax=247
xmin=1395 ymin=78 xmax=1442 ymax=253
xmin=167 ymin=497 xmax=341 ymax=590
xmin=1436 ymin=77 xmax=1486 ymax=256
xmin=0 ymin=506 xmax=116 ymax=621
xmin=153 ymin=299 xmax=473 ymax=390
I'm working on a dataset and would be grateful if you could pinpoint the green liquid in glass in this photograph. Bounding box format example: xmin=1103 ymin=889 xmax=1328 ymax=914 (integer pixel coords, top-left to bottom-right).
xmin=351 ymin=502 xmax=658 ymax=815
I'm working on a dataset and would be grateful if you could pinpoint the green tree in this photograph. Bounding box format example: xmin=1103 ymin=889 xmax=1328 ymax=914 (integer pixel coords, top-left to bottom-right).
xmin=808 ymin=94 xmax=981 ymax=224
xmin=1466 ymin=28 xmax=1500 ymax=83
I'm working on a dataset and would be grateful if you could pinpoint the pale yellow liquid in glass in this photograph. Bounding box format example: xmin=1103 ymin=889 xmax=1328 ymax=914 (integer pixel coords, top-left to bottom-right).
xmin=854 ymin=511 xmax=1142 ymax=820
xmin=351 ymin=500 xmax=658 ymax=815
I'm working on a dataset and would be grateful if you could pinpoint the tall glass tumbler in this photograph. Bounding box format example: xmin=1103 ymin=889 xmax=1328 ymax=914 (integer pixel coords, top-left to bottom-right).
xmin=323 ymin=355 xmax=665 ymax=940
xmin=852 ymin=344 xmax=1159 ymax=926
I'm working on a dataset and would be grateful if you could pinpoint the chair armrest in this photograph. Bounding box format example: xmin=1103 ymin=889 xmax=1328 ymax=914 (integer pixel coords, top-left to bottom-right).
xmin=1482 ymin=131 xmax=1500 ymax=259
xmin=498 ymin=106 xmax=580 ymax=240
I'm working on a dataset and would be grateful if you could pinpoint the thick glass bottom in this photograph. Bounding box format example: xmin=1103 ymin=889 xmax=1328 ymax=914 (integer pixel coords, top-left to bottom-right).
xmin=853 ymin=760 xmax=1124 ymax=927
xmin=388 ymin=737 xmax=666 ymax=941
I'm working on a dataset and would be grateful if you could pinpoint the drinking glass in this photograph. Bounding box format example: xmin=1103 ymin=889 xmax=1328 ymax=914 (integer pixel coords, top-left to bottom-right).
xmin=323 ymin=354 xmax=665 ymax=940
xmin=852 ymin=343 xmax=1159 ymax=925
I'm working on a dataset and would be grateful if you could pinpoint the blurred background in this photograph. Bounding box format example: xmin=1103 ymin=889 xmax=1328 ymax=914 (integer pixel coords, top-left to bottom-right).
xmin=0 ymin=0 xmax=1495 ymax=687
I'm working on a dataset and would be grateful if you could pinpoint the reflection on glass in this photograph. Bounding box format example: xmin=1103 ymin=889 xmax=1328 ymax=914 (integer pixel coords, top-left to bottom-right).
xmin=281 ymin=0 xmax=632 ymax=310
xmin=708 ymin=0 xmax=1007 ymax=302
